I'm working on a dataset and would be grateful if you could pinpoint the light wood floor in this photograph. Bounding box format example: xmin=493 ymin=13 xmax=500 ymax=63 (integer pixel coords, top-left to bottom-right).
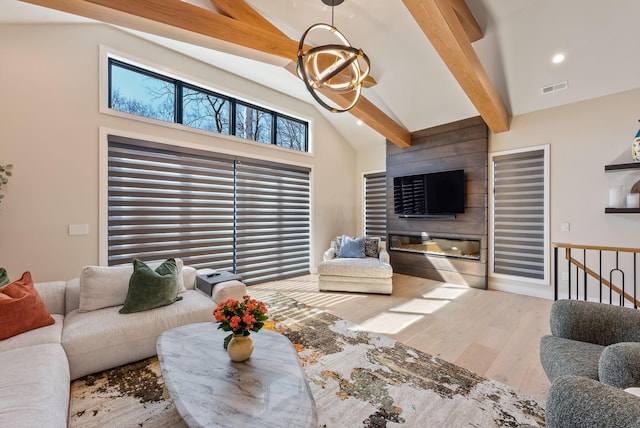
xmin=251 ymin=273 xmax=553 ymax=402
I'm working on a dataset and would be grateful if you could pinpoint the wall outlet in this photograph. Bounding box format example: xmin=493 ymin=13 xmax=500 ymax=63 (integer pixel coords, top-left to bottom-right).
xmin=68 ymin=224 xmax=89 ymax=236
xmin=561 ymin=272 xmax=569 ymax=281
xmin=561 ymin=222 xmax=570 ymax=232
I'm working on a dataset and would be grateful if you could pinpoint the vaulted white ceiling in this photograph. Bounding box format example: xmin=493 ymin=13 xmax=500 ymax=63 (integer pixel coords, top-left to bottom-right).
xmin=3 ymin=0 xmax=640 ymax=150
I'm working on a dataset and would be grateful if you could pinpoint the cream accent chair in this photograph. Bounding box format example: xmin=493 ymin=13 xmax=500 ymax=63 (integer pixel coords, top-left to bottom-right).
xmin=318 ymin=236 xmax=393 ymax=294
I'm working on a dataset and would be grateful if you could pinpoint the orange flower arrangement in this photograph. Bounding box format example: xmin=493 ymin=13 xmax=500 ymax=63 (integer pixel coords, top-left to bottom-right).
xmin=213 ymin=295 xmax=268 ymax=349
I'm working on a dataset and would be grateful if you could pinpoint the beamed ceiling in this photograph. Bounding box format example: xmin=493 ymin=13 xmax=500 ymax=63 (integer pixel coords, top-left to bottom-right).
xmin=4 ymin=0 xmax=640 ymax=150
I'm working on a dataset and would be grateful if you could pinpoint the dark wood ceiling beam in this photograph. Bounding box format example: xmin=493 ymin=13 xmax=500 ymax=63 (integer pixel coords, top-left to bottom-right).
xmin=402 ymin=0 xmax=510 ymax=133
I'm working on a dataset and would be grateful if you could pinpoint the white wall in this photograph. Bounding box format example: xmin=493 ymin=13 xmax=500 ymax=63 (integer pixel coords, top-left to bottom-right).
xmin=0 ymin=23 xmax=357 ymax=281
xmin=490 ymin=88 xmax=640 ymax=298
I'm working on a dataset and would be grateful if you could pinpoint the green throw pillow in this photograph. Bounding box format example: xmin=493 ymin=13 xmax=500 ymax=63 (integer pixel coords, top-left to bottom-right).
xmin=0 ymin=268 xmax=9 ymax=286
xmin=119 ymin=258 xmax=183 ymax=314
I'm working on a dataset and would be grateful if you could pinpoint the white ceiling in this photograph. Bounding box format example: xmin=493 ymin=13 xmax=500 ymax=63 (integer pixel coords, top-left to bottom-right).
xmin=3 ymin=0 xmax=640 ymax=150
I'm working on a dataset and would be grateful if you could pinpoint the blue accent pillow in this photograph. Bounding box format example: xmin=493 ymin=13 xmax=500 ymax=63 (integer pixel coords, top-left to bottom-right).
xmin=338 ymin=235 xmax=366 ymax=258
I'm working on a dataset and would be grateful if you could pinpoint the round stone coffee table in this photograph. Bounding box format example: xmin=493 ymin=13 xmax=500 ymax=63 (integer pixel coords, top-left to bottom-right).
xmin=157 ymin=322 xmax=317 ymax=428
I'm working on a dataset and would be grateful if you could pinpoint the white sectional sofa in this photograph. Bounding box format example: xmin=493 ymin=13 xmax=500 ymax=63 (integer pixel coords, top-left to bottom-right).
xmin=0 ymin=263 xmax=225 ymax=427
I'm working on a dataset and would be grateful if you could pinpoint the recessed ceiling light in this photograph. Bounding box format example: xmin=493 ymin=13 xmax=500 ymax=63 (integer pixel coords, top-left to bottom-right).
xmin=552 ymin=53 xmax=565 ymax=64
xmin=356 ymin=119 xmax=364 ymax=126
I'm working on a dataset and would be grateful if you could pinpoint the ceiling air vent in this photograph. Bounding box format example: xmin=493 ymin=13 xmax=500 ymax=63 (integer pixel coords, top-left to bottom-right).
xmin=541 ymin=81 xmax=568 ymax=94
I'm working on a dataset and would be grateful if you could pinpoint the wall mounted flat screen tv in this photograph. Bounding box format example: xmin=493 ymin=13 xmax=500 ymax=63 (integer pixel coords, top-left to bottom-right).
xmin=393 ymin=169 xmax=465 ymax=216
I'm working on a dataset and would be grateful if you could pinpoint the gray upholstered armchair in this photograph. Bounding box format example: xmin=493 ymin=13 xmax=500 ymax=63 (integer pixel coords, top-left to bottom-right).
xmin=540 ymin=299 xmax=640 ymax=427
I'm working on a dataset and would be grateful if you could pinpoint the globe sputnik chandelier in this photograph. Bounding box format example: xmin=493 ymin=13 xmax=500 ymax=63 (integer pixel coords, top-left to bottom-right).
xmin=296 ymin=0 xmax=371 ymax=113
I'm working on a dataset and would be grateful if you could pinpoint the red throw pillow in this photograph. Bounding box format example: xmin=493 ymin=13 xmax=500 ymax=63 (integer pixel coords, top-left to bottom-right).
xmin=0 ymin=271 xmax=55 ymax=340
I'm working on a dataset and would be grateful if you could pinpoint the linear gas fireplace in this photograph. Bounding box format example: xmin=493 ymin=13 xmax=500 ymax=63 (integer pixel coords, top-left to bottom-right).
xmin=385 ymin=116 xmax=488 ymax=288
xmin=389 ymin=234 xmax=481 ymax=261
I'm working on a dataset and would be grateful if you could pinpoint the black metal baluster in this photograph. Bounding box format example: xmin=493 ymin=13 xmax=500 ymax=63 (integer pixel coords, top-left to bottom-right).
xmin=619 ymin=251 xmax=624 ymax=306
xmin=609 ymin=251 xmax=624 ymax=307
xmin=567 ymin=248 xmax=572 ymax=300
xmin=583 ymin=249 xmax=587 ymax=301
xmin=553 ymin=246 xmax=558 ymax=301
xmin=635 ymin=252 xmax=637 ymax=309
xmin=599 ymin=250 xmax=603 ymax=303
xmin=575 ymin=257 xmax=579 ymax=300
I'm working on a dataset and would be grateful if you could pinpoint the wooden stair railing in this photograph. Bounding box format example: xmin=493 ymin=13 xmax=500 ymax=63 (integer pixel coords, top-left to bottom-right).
xmin=553 ymin=243 xmax=640 ymax=308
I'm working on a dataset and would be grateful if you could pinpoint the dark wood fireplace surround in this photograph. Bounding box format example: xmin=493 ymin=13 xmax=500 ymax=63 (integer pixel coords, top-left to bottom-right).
xmin=386 ymin=117 xmax=488 ymax=289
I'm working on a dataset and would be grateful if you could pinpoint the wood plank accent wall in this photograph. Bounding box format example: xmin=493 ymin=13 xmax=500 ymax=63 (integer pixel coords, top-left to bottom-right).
xmin=386 ymin=116 xmax=488 ymax=289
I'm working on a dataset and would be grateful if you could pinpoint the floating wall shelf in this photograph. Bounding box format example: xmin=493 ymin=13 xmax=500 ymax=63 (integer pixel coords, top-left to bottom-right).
xmin=604 ymin=162 xmax=640 ymax=172
xmin=604 ymin=162 xmax=640 ymax=213
xmin=605 ymin=208 xmax=640 ymax=214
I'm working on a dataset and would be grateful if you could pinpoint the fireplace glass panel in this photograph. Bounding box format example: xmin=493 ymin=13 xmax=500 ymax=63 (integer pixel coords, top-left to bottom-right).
xmin=389 ymin=234 xmax=480 ymax=260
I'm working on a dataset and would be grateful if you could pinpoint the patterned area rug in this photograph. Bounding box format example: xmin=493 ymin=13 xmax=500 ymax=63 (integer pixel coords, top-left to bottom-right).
xmin=69 ymin=292 xmax=545 ymax=427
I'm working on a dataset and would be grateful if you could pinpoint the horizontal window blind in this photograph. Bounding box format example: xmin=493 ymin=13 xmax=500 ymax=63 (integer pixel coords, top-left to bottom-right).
xmin=235 ymin=161 xmax=311 ymax=284
xmin=108 ymin=137 xmax=235 ymax=271
xmin=364 ymin=172 xmax=387 ymax=239
xmin=492 ymin=149 xmax=545 ymax=279
xmin=107 ymin=135 xmax=310 ymax=285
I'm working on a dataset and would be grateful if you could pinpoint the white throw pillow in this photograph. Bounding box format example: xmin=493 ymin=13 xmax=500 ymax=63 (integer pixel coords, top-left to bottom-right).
xmin=78 ymin=258 xmax=185 ymax=312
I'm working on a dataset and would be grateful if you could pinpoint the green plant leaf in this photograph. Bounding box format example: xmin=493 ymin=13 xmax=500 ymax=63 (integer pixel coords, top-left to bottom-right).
xmin=252 ymin=322 xmax=264 ymax=332
xmin=223 ymin=333 xmax=233 ymax=350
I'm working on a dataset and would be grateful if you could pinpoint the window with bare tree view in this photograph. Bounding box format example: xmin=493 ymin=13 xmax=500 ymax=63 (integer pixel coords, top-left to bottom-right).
xmin=235 ymin=103 xmax=271 ymax=143
xmin=108 ymin=58 xmax=308 ymax=152
xmin=183 ymin=86 xmax=231 ymax=135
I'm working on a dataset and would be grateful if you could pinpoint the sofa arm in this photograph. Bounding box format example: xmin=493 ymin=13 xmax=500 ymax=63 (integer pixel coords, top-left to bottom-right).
xmin=323 ymin=247 xmax=336 ymax=261
xmin=34 ymin=281 xmax=67 ymax=316
xmin=550 ymin=300 xmax=640 ymax=346
xmin=546 ymin=375 xmax=640 ymax=428
xmin=378 ymin=248 xmax=390 ymax=264
xmin=182 ymin=266 xmax=197 ymax=290
xmin=599 ymin=342 xmax=640 ymax=388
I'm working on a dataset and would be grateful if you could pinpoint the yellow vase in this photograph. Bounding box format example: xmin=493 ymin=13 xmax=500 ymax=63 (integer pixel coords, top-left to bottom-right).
xmin=227 ymin=334 xmax=254 ymax=362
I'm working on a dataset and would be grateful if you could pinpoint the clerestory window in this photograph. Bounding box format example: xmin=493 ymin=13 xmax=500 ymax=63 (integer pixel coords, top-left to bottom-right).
xmin=108 ymin=58 xmax=309 ymax=152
